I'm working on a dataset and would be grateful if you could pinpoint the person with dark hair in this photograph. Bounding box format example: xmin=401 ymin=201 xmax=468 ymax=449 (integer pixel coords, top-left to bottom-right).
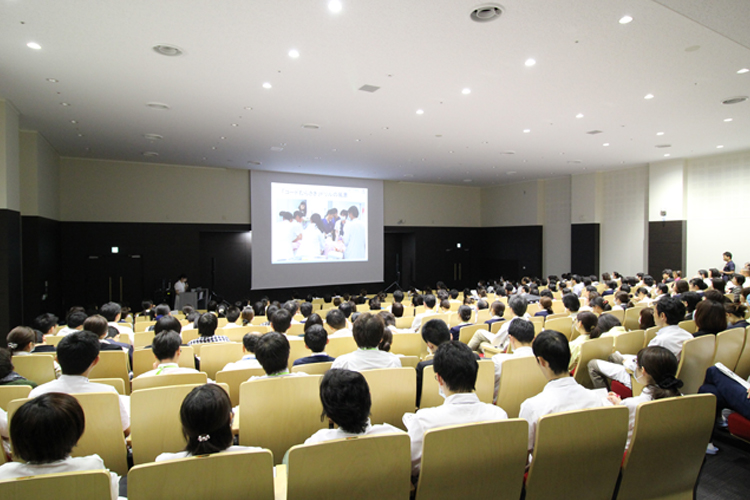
xmin=135 ymin=331 xmax=200 ymax=378
xmin=0 ymin=347 xmax=36 ymax=387
xmin=239 ymin=306 xmax=255 ymax=327
xmin=156 ymin=384 xmax=261 ymax=461
xmin=342 ymin=205 xmax=366 ymax=260
xmin=725 ymin=303 xmax=749 ymax=330
xmin=680 ymin=291 xmax=701 ymax=320
xmin=710 ymin=277 xmax=726 ymax=294
xmin=404 ymin=341 xmax=508 ymax=474
xmin=83 ymin=314 xmax=134 ymax=366
xmin=415 ymin=319 xmax=460 ymax=406
xmin=297 ymin=213 xmax=326 ymax=258
xmin=536 ymin=297 xmax=554 ymax=317
xmin=57 ymin=310 xmax=88 ymax=336
xmin=639 ymin=307 xmax=656 ymax=330
xmin=222 ymin=333 xmax=262 ymax=371
xmin=187 ymin=313 xmax=230 ymax=346
xmin=634 ymin=287 xmax=651 ymax=306
xmin=303 ymin=369 xmax=403 ymax=446
xmin=303 ymin=313 xmax=324 ymax=333
xmin=694 ymin=299 xmax=728 ymax=337
xmin=6 ymin=326 xmax=37 ymax=356
xmin=568 ymin=312 xmax=601 ymax=370
xmin=449 ymin=305 xmax=474 ymax=341
xmin=486 ymin=301 xmax=506 ymax=325
xmin=728 ymin=273 xmax=746 ymax=302
xmin=607 ymin=346 xmax=683 ymax=447
xmin=491 ymin=319 xmax=535 ymax=402
xmin=561 ymin=293 xmax=581 ymax=318
xmin=100 ymin=302 xmax=134 ymax=343
xmin=468 ymin=295 xmax=528 ymax=353
xmin=612 ymin=291 xmax=630 ymax=311
xmin=520 ymin=330 xmax=606 ymax=453
xmin=269 ymin=308 xmax=293 ymax=337
xmin=252 ymin=332 xmax=307 ymax=379
xmin=294 ymin=325 xmax=336 ymax=366
xmin=673 ymin=279 xmax=689 ymax=297
xmin=154 ymin=315 xmax=183 ymax=337
xmin=588 ymin=297 xmax=692 ymax=392
xmin=721 ymin=251 xmax=735 ymax=282
xmin=410 ymin=294 xmax=438 ymax=332
xmin=223 ymin=306 xmax=241 ymax=328
xmin=29 ymin=331 xmax=130 ymax=435
xmin=326 ymin=308 xmax=352 ymax=337
xmin=331 ymin=313 xmax=401 ymax=371
xmin=391 ymin=302 xmax=404 ymax=318
xmin=299 ymin=302 xmax=314 ymax=322
xmin=33 ymin=313 xmax=59 ymax=339
xmin=0 ymin=393 xmax=122 ymax=499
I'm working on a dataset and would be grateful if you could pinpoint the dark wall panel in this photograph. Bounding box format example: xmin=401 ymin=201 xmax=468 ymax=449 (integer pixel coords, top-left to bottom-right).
xmin=21 ymin=216 xmax=62 ymax=325
xmin=0 ymin=209 xmax=22 ymax=343
xmin=571 ymin=223 xmax=600 ymax=277
xmin=479 ymin=226 xmax=544 ymax=282
xmin=648 ymin=220 xmax=686 ymax=278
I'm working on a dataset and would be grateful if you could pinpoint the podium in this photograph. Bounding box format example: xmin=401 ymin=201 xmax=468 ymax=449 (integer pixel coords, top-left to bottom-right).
xmin=177 ymin=289 xmax=209 ymax=310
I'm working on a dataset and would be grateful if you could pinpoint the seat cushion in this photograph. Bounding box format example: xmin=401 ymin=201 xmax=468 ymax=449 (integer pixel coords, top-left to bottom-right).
xmin=727 ymin=413 xmax=750 ymax=441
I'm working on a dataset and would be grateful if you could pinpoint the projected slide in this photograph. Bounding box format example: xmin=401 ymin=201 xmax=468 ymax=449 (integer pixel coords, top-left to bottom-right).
xmin=271 ymin=182 xmax=368 ymax=263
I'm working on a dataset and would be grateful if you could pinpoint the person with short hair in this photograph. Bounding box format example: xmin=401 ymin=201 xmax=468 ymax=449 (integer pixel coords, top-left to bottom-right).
xmin=299 ymin=302 xmax=314 ymax=322
xmin=404 ymin=341 xmax=508 ymax=475
xmin=468 ymin=295 xmax=529 ymax=353
xmin=294 ymin=325 xmax=336 ymax=366
xmin=187 ymin=313 xmax=230 ymax=346
xmin=491 ymin=319 xmax=536 ymax=402
xmin=83 ymin=314 xmax=134 ymax=367
xmin=331 ymin=313 xmax=401 ymax=371
xmin=486 ymin=300 xmax=506 ymax=325
xmin=415 ymin=319 xmax=457 ymax=406
xmin=156 ymin=384 xmax=262 ymax=461
xmin=135 ymin=331 xmax=200 ymax=378
xmin=519 ymin=330 xmax=606 ymax=453
xmin=0 ymin=347 xmax=36 ymax=387
xmin=29 ymin=331 xmax=130 ymax=435
xmin=0 ymin=393 xmax=122 ymax=500
xmin=449 ymin=305 xmax=474 ymax=341
xmin=326 ymin=309 xmax=352 ymax=337
xmin=57 ymin=310 xmax=88 ymax=336
xmin=252 ymin=332 xmax=308 ymax=379
xmin=270 ymin=308 xmax=293 ymax=337
xmin=100 ymin=302 xmax=134 ymax=343
xmin=222 ymin=333 xmax=263 ymax=371
xmin=721 ymin=251 xmax=736 ymax=282
xmin=223 ymin=307 xmax=241 ymax=328
xmin=410 ymin=294 xmax=439 ymax=332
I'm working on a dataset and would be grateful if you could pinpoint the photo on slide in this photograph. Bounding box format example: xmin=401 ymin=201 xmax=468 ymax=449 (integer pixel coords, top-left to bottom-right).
xmin=271 ymin=182 xmax=368 ymax=264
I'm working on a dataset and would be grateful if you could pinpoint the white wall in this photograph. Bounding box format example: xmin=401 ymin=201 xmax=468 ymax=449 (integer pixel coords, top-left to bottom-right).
xmin=20 ymin=131 xmax=60 ymax=219
xmin=686 ymin=149 xmax=750 ymax=275
xmin=599 ymin=166 xmax=648 ymax=276
xmin=542 ymin=177 xmax=571 ymax=277
xmin=60 ymin=158 xmax=251 ymax=224
xmin=383 ymin=181 xmax=481 ymax=227
xmin=480 ymin=180 xmax=542 ymax=227
xmin=571 ymin=172 xmax=602 ymax=224
xmin=0 ymin=100 xmax=21 ymax=211
xmin=648 ymin=159 xmax=685 ymax=222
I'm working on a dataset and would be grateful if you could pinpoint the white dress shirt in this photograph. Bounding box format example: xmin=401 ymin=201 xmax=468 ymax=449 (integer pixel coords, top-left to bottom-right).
xmin=0 ymin=408 xmax=7 ymax=438
xmin=328 ymin=327 xmax=353 ymax=338
xmin=109 ymin=321 xmax=134 ymax=343
xmin=649 ymin=324 xmax=693 ymax=360
xmin=410 ymin=310 xmax=438 ymax=332
xmin=492 ymin=345 xmax=535 ymax=402
xmin=403 ymin=392 xmax=508 ymax=474
xmin=222 ymin=355 xmax=263 ymax=371
xmin=57 ymin=326 xmax=80 ymax=336
xmin=156 ymin=445 xmax=263 ymax=462
xmin=486 ymin=315 xmax=530 ymax=348
xmin=304 ymin=420 xmax=404 ymax=445
xmin=519 ymin=377 xmax=607 ymax=452
xmin=622 ymin=388 xmax=653 ymax=448
xmin=330 ymin=348 xmax=402 ymax=372
xmin=29 ymin=375 xmax=130 ymax=431
xmin=134 ymin=363 xmax=201 ymax=378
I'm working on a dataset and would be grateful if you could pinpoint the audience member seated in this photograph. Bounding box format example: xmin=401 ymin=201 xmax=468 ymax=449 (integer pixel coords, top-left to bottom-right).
xmin=520 ymin=330 xmax=606 ymax=453
xmin=725 ymin=303 xmax=749 ymax=330
xmin=6 ymin=326 xmax=37 ymax=357
xmin=492 ymin=319 xmax=535 ymax=402
xmin=449 ymin=305 xmax=474 ymax=341
xmin=699 ymin=362 xmax=750 ymax=451
xmin=187 ymin=313 xmax=230 ymax=346
xmin=222 ymin=333 xmax=262 ymax=371
xmin=468 ymin=295 xmax=529 ymax=353
xmin=404 ymin=341 xmax=508 ymax=475
xmin=299 ymin=302 xmax=313 ymax=323
xmin=222 ymin=307 xmax=241 ymax=328
xmin=535 ymin=297 xmax=554 ymax=317
xmin=29 ymin=331 xmax=130 ymax=436
xmin=156 ymin=384 xmax=262 ymax=461
xmin=607 ymin=346 xmax=682 ymax=447
xmin=568 ymin=312 xmax=601 ymax=371
xmin=326 ymin=309 xmax=352 ymax=338
xmin=331 ymin=313 xmax=402 ymax=371
xmin=693 ymin=299 xmax=728 ymax=337
xmin=293 ymin=325 xmax=336 ymax=366
xmin=58 ymin=310 xmax=88 ymax=336
xmin=269 ymin=309 xmax=294 ymax=339
xmin=100 ymin=302 xmax=133 ymax=343
xmin=639 ymin=307 xmax=656 ymax=330
xmin=416 ymin=319 xmax=452 ymax=407
xmin=135 ymin=331 xmax=201 ymax=378
xmin=84 ymin=315 xmax=132 ymax=361
xmin=0 ymin=347 xmax=36 ymax=387
xmin=598 ymin=314 xmax=626 ymax=337
xmin=252 ymin=332 xmax=307 ymax=379
xmin=0 ymin=393 xmax=122 ymax=500
xmin=410 ymin=294 xmax=438 ymax=332
xmin=240 ymin=306 xmax=255 ymax=326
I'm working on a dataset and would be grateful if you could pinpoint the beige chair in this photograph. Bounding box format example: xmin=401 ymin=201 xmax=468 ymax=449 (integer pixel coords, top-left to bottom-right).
xmin=615 ymin=394 xmax=716 ymax=500
xmin=495 ymin=356 xmax=547 ymax=418
xmin=476 ymin=309 xmax=491 ymax=323
xmin=0 ymin=470 xmax=113 ymax=500
xmin=458 ymin=324 xmax=486 ymax=345
xmin=489 ymin=320 xmax=505 ymax=334
xmin=390 ymin=332 xmax=425 ymax=357
xmin=676 ymin=335 xmax=716 ymax=395
xmin=550 ymin=299 xmax=565 ymax=312
xmin=601 ymin=309 xmax=624 ymax=323
xmin=11 ymin=355 xmax=56 ymax=385
xmin=573 ymin=336 xmax=614 ymax=389
xmin=133 ymin=331 xmax=155 ymax=348
xmin=414 ymin=419 xmax=527 ymax=500
xmin=395 ymin=316 xmax=414 ymax=329
xmin=713 ymin=328 xmax=745 ymax=371
xmin=132 ymin=372 xmax=207 ymax=392
xmin=291 ymin=361 xmax=333 ymax=375
xmin=8 ymin=392 xmax=129 ymax=476
xmin=398 ymin=355 xmax=419 ymax=369
xmin=543 ymin=312 xmax=568 ymax=321
xmin=734 ymin=326 xmax=750 ymax=379
xmin=287 ymin=323 xmax=305 ymax=336
xmin=678 ymin=319 xmax=697 ymax=334
xmin=134 ymin=321 xmax=156 ymax=332
xmin=624 ymin=306 xmax=646 ymax=331
xmin=326 ymin=336 xmax=357 ymax=358
xmin=529 ymin=317 xmax=544 ymax=336
xmin=361 ymin=368 xmax=416 ymax=430
xmin=129 ymin=449 xmax=275 ymax=500
xmin=251 ymin=315 xmax=267 ymax=325
xmin=130 ymin=383 xmax=203 ymax=464
xmin=132 ymin=348 xmax=157 ymax=378
xmin=524 ymin=406 xmax=629 ymax=500
xmin=89 ymin=377 xmax=126 ymax=395
xmin=419 ymin=364 xmax=444 ymax=409
xmin=0 ymin=385 xmax=31 ymax=410
xmin=181 ymin=329 xmax=200 ymax=344
xmin=281 ymin=433 xmax=411 ymax=500
xmin=88 ymin=350 xmax=130 ymax=395
xmin=216 ymin=367 xmax=266 ymax=406
xmin=44 ymin=335 xmax=64 ymax=347
xmin=238 ymin=375 xmax=325 ymax=464
xmin=419 ymin=360 xmax=494 ymax=409
xmin=613 ymin=330 xmax=645 ymax=355
xmin=526 ymin=303 xmax=541 ymax=316
xmin=643 ymin=325 xmax=661 ymax=346
xmin=288 ymin=338 xmax=309 ymax=367
xmin=222 ymin=326 xmax=263 ymax=342
xmin=198 ymin=342 xmax=243 ymax=379
xmin=543 ymin=316 xmax=573 ymax=340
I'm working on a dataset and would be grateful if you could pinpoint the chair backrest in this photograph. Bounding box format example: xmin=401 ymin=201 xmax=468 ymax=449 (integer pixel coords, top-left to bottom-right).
xmin=395 ymin=316 xmax=414 ymax=329
xmin=458 ymin=324 xmax=486 ymax=345
xmin=644 ymin=326 xmax=660 ymax=346
xmin=326 ymin=336 xmax=357 ymax=358
xmin=495 ymin=356 xmax=547 ymax=418
xmin=134 ymin=321 xmax=155 ymax=332
xmin=613 ymin=330 xmax=645 ymax=355
xmin=475 ymin=309 xmax=491 ymax=323
xmin=128 ymin=449 xmax=275 ymax=500
xmin=735 ymin=326 xmax=750 ymax=379
xmin=45 ymin=335 xmax=64 ymax=347
xmin=398 ymin=355 xmax=419 ymax=369
xmin=623 ymin=306 xmax=646 ymax=331
xmin=524 ymin=406 xmax=629 ymax=500
xmin=133 ymin=331 xmax=155 ymax=348
xmin=181 ymin=329 xmax=200 ymax=344
xmin=88 ymin=350 xmax=130 ymax=395
xmin=0 ymin=384 xmax=31 ymax=410
xmin=291 ymin=361 xmax=333 ymax=375
xmin=616 ymin=394 xmax=716 ymax=500
xmin=239 ymin=375 xmax=325 ymax=464
xmin=573 ymin=336 xmax=614 ymax=389
xmin=132 ymin=372 xmax=208 ymax=392
xmin=221 ymin=326 xmax=263 ymax=342
xmin=529 ymin=317 xmax=544 ymax=336
xmin=0 ymin=470 xmax=113 ymax=500
xmin=8 ymin=392 xmax=129 ymax=476
xmin=543 ymin=316 xmax=573 ymax=340
xmin=390 ymin=332 xmax=425 ymax=357
xmin=285 ymin=433 xmax=411 ymax=500
xmin=420 ymin=361 xmax=490 ymax=408
xmin=414 ymin=419 xmax=528 ymax=500
xmin=89 ymin=378 xmax=126 ymax=395
xmin=676 ymin=335 xmax=716 ymax=394
xmin=132 ymin=348 xmax=157 ymax=377
xmin=678 ymin=319 xmax=697 ymax=334
xmin=601 ymin=309 xmax=624 ymax=322
xmin=130 ymin=383 xmax=203 ymax=464
xmin=713 ymin=328 xmax=745 ymax=372
xmin=361 ymin=368 xmax=416 ymax=430
xmin=215 ymin=368 xmax=266 ymax=406
xmin=288 ymin=338 xmax=308 ymax=367
xmin=11 ymin=355 xmax=56 ymax=385
xmin=198 ymin=342 xmax=243 ymax=379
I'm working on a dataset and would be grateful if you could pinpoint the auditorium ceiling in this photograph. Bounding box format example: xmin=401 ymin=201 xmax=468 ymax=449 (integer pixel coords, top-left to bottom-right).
xmin=0 ymin=0 xmax=748 ymax=185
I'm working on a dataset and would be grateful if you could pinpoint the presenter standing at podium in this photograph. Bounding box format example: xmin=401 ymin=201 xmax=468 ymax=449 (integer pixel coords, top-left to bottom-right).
xmin=174 ymin=274 xmax=188 ymax=310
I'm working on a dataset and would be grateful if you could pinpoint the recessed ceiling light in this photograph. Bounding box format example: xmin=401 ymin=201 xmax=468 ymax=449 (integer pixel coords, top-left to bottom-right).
xmin=288 ymin=49 xmax=300 ymax=58
xmin=664 ymin=154 xmax=670 ymax=157
xmin=470 ymin=5 xmax=503 ymax=22
xmin=463 ymin=179 xmax=472 ymax=183
xmin=77 ymin=133 xmax=84 ymax=137
xmin=525 ymin=58 xmax=536 ymax=67
xmin=211 ymin=146 xmax=217 ymax=150
xmin=603 ymin=143 xmax=610 ymax=146
xmin=142 ymin=151 xmax=159 ymax=157
xmin=416 ymin=109 xmax=424 ymax=115
xmin=47 ymin=78 xmax=58 ymax=83
xmin=27 ymin=42 xmax=41 ymax=50
xmin=231 ymin=123 xmax=239 ymax=127
xmin=738 ymin=68 xmax=749 ymax=74
xmin=575 ymin=113 xmax=584 ymax=118
xmin=144 ymin=134 xmax=163 ymax=141
xmin=146 ymin=102 xmax=170 ymax=110
xmin=355 ymin=139 xmax=361 ymax=142
xmin=60 ymin=102 xmax=70 ymax=106
xmin=220 ymin=136 xmax=226 ymax=140
xmin=262 ymin=82 xmax=272 ymax=89
xmin=462 ymin=88 xmax=471 ymax=95
xmin=523 ymin=129 xmax=530 ymax=133
xmin=717 ymin=145 xmax=724 ymax=149
xmin=507 ymin=171 xmax=517 ymax=175
xmin=724 ymin=118 xmax=733 ymax=122
xmin=328 ymin=0 xmax=342 ymax=13
xmin=619 ymin=15 xmax=633 ymax=24
xmin=644 ymin=94 xmax=654 ymax=99
xmin=247 ymin=161 xmax=262 ymax=166
xmin=70 ymin=120 xmax=77 ymax=124
xmin=244 ymin=106 xmax=253 ymax=110
xmin=152 ymin=44 xmax=183 ymax=56
xmin=656 ymin=131 xmax=664 ymax=136
xmin=270 ymin=146 xmax=284 ymax=152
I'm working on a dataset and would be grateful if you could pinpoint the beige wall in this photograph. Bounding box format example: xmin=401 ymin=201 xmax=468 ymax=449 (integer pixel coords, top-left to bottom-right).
xmin=383 ymin=181 xmax=481 ymax=227
xmin=60 ymin=158 xmax=251 ymax=223
xmin=480 ymin=180 xmax=543 ymax=227
xmin=20 ymin=131 xmax=60 ymax=219
xmin=0 ymin=100 xmax=21 ymax=211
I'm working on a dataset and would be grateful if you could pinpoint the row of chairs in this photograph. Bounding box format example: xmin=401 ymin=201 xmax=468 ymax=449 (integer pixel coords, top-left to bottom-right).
xmin=0 ymin=394 xmax=716 ymax=500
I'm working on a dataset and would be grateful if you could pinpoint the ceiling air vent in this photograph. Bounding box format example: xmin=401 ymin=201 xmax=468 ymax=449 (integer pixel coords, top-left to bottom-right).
xmin=586 ymin=130 xmax=603 ymax=135
xmin=471 ymin=4 xmax=504 ymax=23
xmin=359 ymin=85 xmax=380 ymax=92
xmin=722 ymin=96 xmax=748 ymax=105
